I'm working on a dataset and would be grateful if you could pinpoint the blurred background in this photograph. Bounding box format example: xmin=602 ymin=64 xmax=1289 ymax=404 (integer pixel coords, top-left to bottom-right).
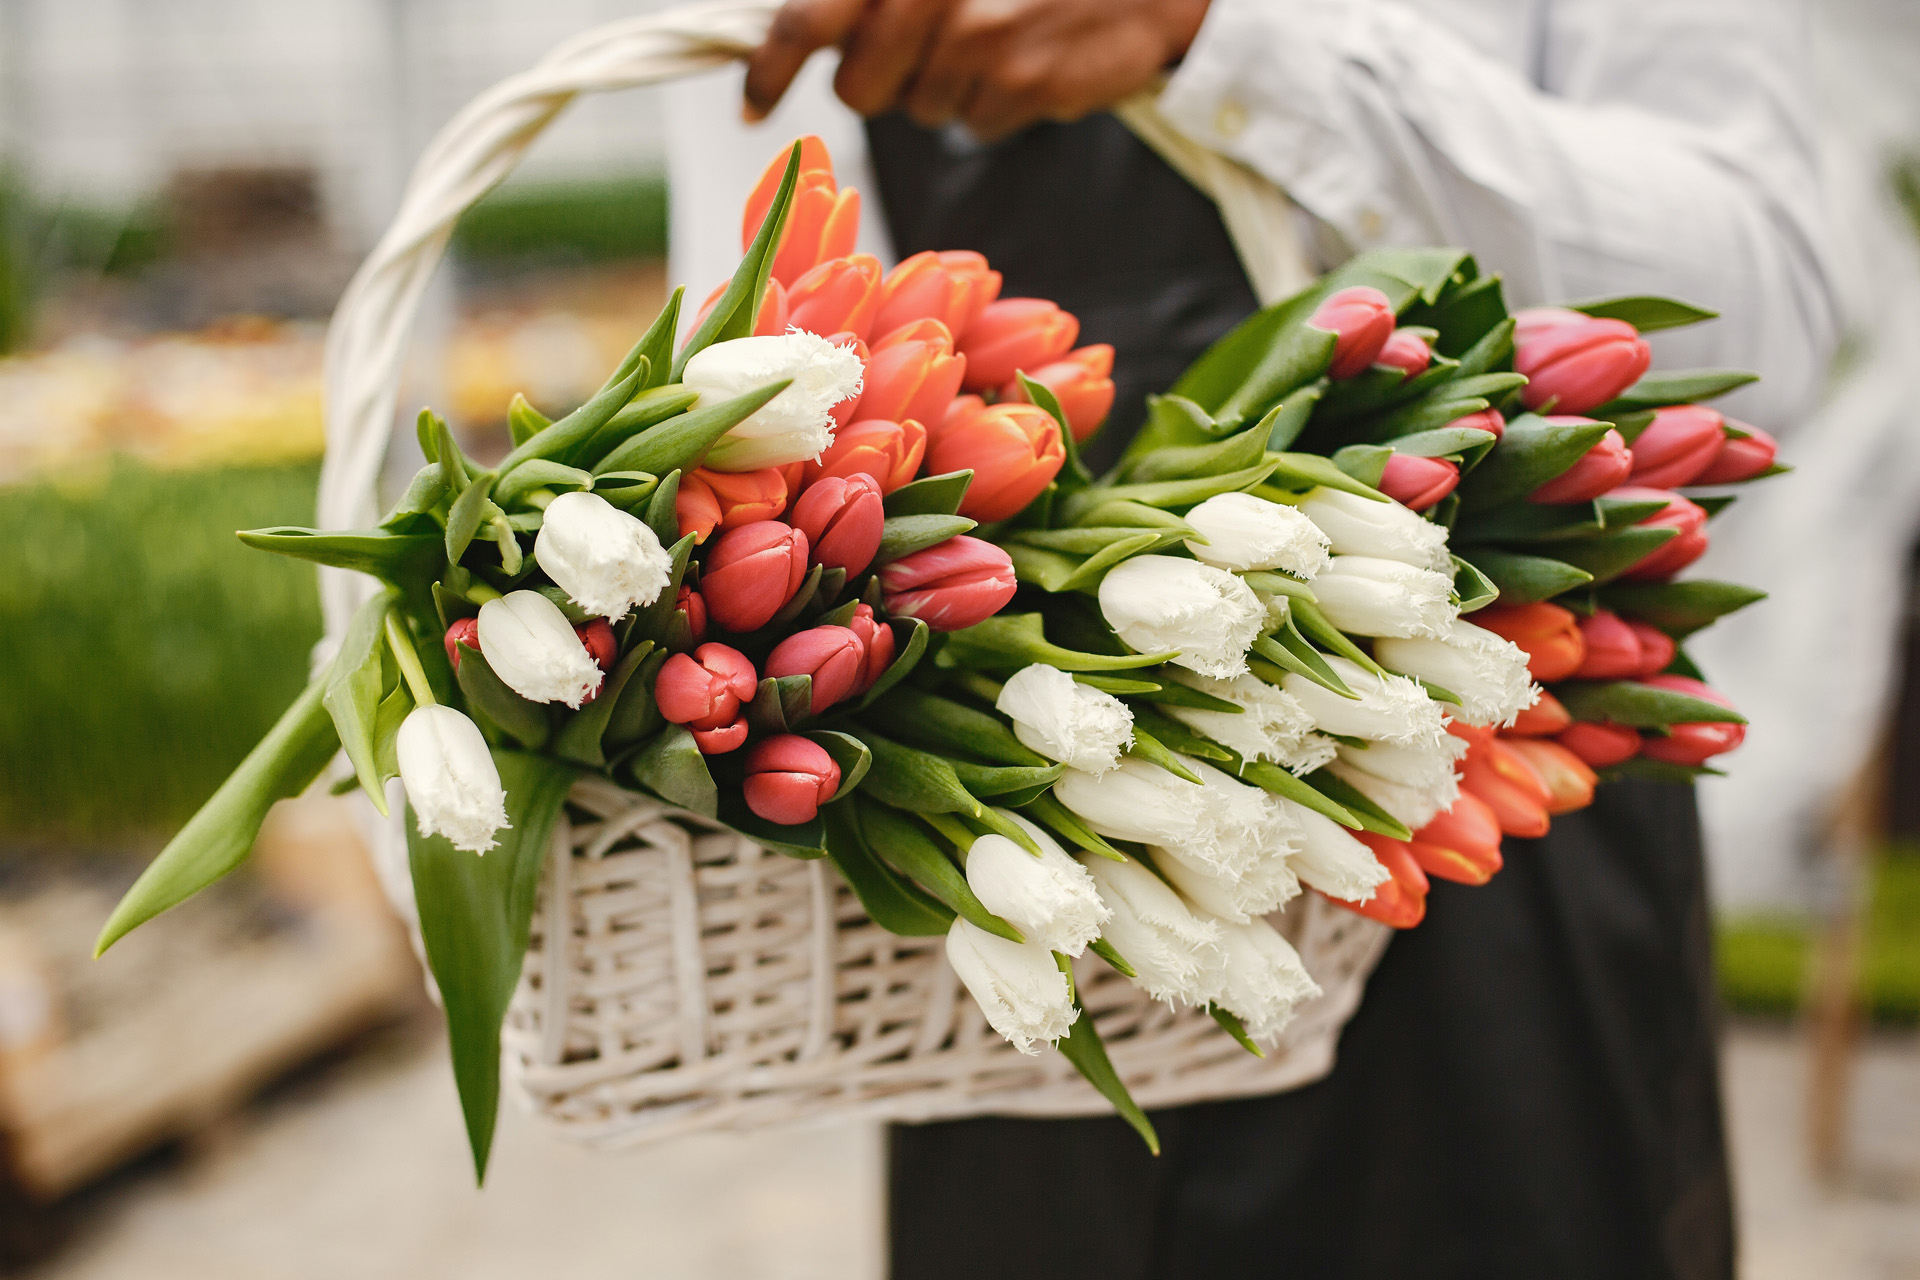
xmin=0 ymin=1 xmax=1915 ymax=1276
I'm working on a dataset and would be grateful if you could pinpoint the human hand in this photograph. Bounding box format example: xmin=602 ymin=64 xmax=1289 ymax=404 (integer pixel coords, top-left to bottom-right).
xmin=743 ymin=0 xmax=1212 ymax=142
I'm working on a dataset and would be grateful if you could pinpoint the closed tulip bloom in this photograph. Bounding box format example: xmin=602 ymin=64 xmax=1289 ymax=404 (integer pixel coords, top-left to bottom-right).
xmin=1309 ymin=286 xmax=1396 ymax=379
xmin=852 ymin=319 xmax=968 ymax=428
xmin=533 ymin=490 xmax=673 ymax=623
xmin=443 ymin=616 xmax=479 ymax=670
xmin=1376 ymin=328 xmax=1433 ymax=377
xmin=692 ymin=276 xmax=789 ymax=339
xmin=1501 ymin=738 xmax=1597 ymax=813
xmin=1297 ymin=487 xmax=1451 ymax=574
xmin=1175 ymin=758 xmax=1303 ymax=880
xmin=396 ymin=705 xmax=510 ymax=854
xmin=966 ymin=815 xmax=1109 ymax=957
xmin=1529 ymin=423 xmax=1633 ymax=503
xmin=1507 ymin=689 xmax=1573 ymax=737
xmin=1330 ymin=733 xmax=1469 ymax=831
xmin=701 ymin=521 xmax=809 ymax=633
xmin=1160 ymin=669 xmax=1319 ymax=770
xmin=575 ymin=620 xmax=617 ymax=674
xmin=1283 ymin=655 xmax=1450 ymax=749
xmin=870 ymin=249 xmax=1002 ymax=340
xmin=1637 ymin=674 xmax=1746 ymax=765
xmin=1098 ymin=555 xmax=1265 ymax=680
xmin=997 ymin=663 xmax=1133 ymax=774
xmin=1461 ymin=739 xmax=1552 ymax=838
xmin=1470 ymin=602 xmax=1587 ymax=682
xmin=1054 ymin=757 xmax=1207 ymax=851
xmin=655 ymin=643 xmax=758 ymax=730
xmin=683 ymin=333 xmax=865 ymax=473
xmin=1694 ymin=423 xmax=1778 ymax=484
xmin=940 ymin=393 xmax=987 ymax=441
xmin=742 ymin=734 xmax=841 ymax=824
xmin=1514 ymin=307 xmax=1652 ymax=413
xmin=741 ymin=135 xmax=860 ymax=287
xmin=1574 ymin=610 xmax=1646 ymax=680
xmin=1183 ymin=491 xmax=1331 ymax=577
xmin=1377 ymin=454 xmax=1459 ymax=512
xmin=674 ymin=466 xmax=789 ymax=544
xmin=958 ymin=298 xmax=1080 ymax=390
xmin=1081 ymin=854 xmax=1225 ymax=1007
xmin=1375 ymin=617 xmax=1538 ymax=727
xmin=1311 ymin=555 xmax=1459 ymax=639
xmin=765 ymin=624 xmax=867 ymax=712
xmin=476 ymin=591 xmax=604 ymax=708
xmin=1408 ymin=791 xmax=1504 ymax=885
xmin=927 ymin=402 xmax=1066 ymax=522
xmin=1615 ymin=486 xmax=1709 ymax=581
xmin=1557 ymin=720 xmax=1643 ymax=767
xmin=789 ymin=472 xmax=885 ymax=576
xmin=1343 ymin=833 xmax=1430 ymax=929
xmin=878 ymin=535 xmax=1018 ymax=631
xmin=1628 ymin=621 xmax=1676 ymax=676
xmin=1284 ymin=803 xmax=1392 ymax=902
xmin=804 ymin=417 xmax=927 ymax=493
xmin=668 ymin=585 xmax=707 ymax=651
xmin=1209 ymin=915 xmax=1323 ymax=1040
xmin=1629 ymin=405 xmax=1726 ymax=488
xmin=1000 ymin=344 xmax=1117 ymax=443
xmin=784 ymin=253 xmax=882 ymax=341
xmin=1156 ymin=841 xmax=1301 ymax=924
xmin=947 ymin=918 xmax=1078 ymax=1054
xmin=841 ymin=607 xmax=892 ymax=693
xmin=1447 ymin=407 xmax=1506 ymax=440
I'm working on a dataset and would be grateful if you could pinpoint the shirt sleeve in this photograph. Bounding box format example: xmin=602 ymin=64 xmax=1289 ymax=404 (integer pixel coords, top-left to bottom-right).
xmin=1158 ymin=0 xmax=1838 ymax=427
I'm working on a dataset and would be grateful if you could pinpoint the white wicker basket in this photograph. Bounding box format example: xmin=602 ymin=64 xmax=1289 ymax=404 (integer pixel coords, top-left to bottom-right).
xmin=320 ymin=0 xmax=1392 ymax=1148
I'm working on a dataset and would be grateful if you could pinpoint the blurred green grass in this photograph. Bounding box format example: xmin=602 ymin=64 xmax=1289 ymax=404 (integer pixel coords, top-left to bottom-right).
xmin=0 ymin=458 xmax=320 ymax=844
xmin=452 ymin=173 xmax=667 ymax=265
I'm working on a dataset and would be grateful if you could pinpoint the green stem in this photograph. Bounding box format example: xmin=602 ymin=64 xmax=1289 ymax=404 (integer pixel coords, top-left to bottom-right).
xmin=386 ymin=613 xmax=437 ymax=707
xmin=466 ymin=581 xmax=504 ymax=604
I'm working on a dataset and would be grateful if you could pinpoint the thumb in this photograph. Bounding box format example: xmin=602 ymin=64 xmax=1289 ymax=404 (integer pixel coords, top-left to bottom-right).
xmin=744 ymin=0 xmax=868 ymax=121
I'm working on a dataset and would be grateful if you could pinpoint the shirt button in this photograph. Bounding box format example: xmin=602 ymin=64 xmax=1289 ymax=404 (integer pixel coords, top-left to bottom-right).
xmin=1213 ymin=99 xmax=1249 ymax=140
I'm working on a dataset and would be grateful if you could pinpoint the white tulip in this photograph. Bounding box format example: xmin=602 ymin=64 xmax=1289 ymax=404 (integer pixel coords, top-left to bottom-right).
xmin=533 ymin=491 xmax=672 ymax=624
xmin=1375 ymin=618 xmax=1540 ymax=728
xmin=1155 ymin=843 xmax=1301 ymax=923
xmin=476 ymin=590 xmax=604 ymax=708
xmin=1283 ymin=733 xmax=1341 ymax=777
xmin=1081 ymin=855 xmax=1224 ymax=1006
xmin=1325 ymin=754 xmax=1460 ymax=831
xmin=996 ymin=664 xmax=1133 ymax=775
xmin=396 ymin=705 xmax=510 ymax=854
xmin=1054 ymin=757 xmax=1208 ymax=850
xmin=1309 ymin=555 xmax=1458 ymax=639
xmin=945 ymin=919 xmax=1078 ymax=1055
xmin=1283 ymin=656 xmax=1449 ymax=748
xmin=1159 ymin=670 xmax=1317 ymax=768
xmin=1179 ymin=758 xmax=1300 ymax=880
xmin=1098 ymin=555 xmax=1265 ymax=680
xmin=1208 ymin=915 xmax=1322 ymax=1042
xmin=1281 ymin=802 xmax=1391 ymax=902
xmin=683 ymin=331 xmax=865 ymax=472
xmin=966 ymin=817 xmax=1109 ymax=958
xmin=1183 ymin=492 xmax=1331 ymax=578
xmin=1298 ymin=487 xmax=1452 ymax=574
xmin=1329 ymin=734 xmax=1467 ymax=828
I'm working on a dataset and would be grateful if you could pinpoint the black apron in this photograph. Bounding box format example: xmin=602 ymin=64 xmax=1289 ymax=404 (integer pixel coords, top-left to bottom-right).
xmin=867 ymin=113 xmax=1735 ymax=1280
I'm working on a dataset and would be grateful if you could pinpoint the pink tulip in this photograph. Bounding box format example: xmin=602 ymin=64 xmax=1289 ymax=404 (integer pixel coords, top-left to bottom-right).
xmin=1626 ymin=621 xmax=1675 ymax=677
xmin=999 ymin=344 xmax=1116 ymax=443
xmin=1515 ymin=307 xmax=1651 ymax=413
xmin=847 ymin=603 xmax=896 ymax=691
xmin=670 ymin=585 xmax=707 ymax=651
xmin=1376 ymin=328 xmax=1432 ymax=377
xmin=444 ymin=617 xmax=480 ymax=670
xmin=1448 ymin=407 xmax=1506 ymax=440
xmin=789 ymin=473 xmax=885 ymax=576
xmin=575 ymin=620 xmax=617 ymax=672
xmin=1637 ymin=675 xmax=1745 ymax=765
xmin=1573 ymin=611 xmax=1644 ymax=680
xmin=852 ymin=319 xmax=967 ymax=427
xmin=1377 ymin=454 xmax=1458 ymax=511
xmin=958 ymin=299 xmax=1079 ymax=390
xmin=743 ymin=734 xmax=842 ymax=825
xmin=871 ymin=250 xmax=1002 ymax=342
xmin=1556 ymin=721 xmax=1642 ymax=768
xmin=702 ymin=521 xmax=810 ymax=633
xmin=655 ymin=643 xmax=758 ymax=754
xmin=1309 ymin=286 xmax=1395 ymax=379
xmin=765 ymin=624 xmax=867 ymax=712
xmin=1694 ymin=423 xmax=1779 ymax=484
xmin=1529 ymin=422 xmax=1633 ymax=504
xmin=879 ymin=536 xmax=1019 ymax=631
xmin=784 ymin=253 xmax=882 ymax=342
xmin=1612 ymin=486 xmax=1709 ymax=581
xmin=1628 ymin=405 xmax=1725 ymax=489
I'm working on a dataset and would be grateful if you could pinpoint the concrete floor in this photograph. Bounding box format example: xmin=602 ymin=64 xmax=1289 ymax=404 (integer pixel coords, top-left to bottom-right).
xmin=24 ymin=1022 xmax=1920 ymax=1279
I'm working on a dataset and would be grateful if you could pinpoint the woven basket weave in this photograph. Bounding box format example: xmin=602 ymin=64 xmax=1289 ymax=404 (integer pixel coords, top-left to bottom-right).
xmin=322 ymin=0 xmax=1393 ymax=1148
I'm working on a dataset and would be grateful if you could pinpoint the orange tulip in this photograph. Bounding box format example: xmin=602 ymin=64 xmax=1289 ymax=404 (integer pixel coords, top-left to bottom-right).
xmin=871 ymin=249 xmax=1002 ymax=342
xmin=1342 ymin=833 xmax=1430 ymax=929
xmin=939 ymin=394 xmax=988 ymax=444
xmin=852 ymin=319 xmax=967 ymax=427
xmin=675 ymin=466 xmax=789 ymax=544
xmin=1557 ymin=720 xmax=1642 ymax=768
xmin=1506 ymin=690 xmax=1573 ymax=737
xmin=805 ymin=418 xmax=927 ymax=493
xmin=785 ymin=254 xmax=882 ymax=342
xmin=1500 ymin=739 xmax=1597 ymax=814
xmin=741 ymin=135 xmax=861 ymax=287
xmin=927 ymin=402 xmax=1066 ymax=523
xmin=1461 ymin=739 xmax=1553 ymax=838
xmin=1471 ymin=602 xmax=1586 ymax=683
xmin=999 ymin=344 xmax=1115 ymax=442
xmin=1409 ymin=792 xmax=1505 ymax=886
xmin=692 ymin=276 xmax=788 ymax=339
xmin=959 ymin=298 xmax=1079 ymax=390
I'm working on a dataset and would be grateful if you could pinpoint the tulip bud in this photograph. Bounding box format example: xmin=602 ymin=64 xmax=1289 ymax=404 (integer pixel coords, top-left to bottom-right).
xmin=996 ymin=663 xmax=1134 ymax=774
xmin=1636 ymin=675 xmax=1746 ymax=765
xmin=396 ymin=705 xmax=510 ymax=854
xmin=1309 ymin=286 xmax=1396 ymax=379
xmin=879 ymin=535 xmax=1018 ymax=631
xmin=1507 ymin=689 xmax=1572 ymax=737
xmin=1694 ymin=423 xmax=1778 ymax=484
xmin=741 ymin=135 xmax=860 ymax=287
xmin=1470 ymin=602 xmax=1586 ymax=682
xmin=1447 ymin=407 xmax=1506 ymax=440
xmin=694 ymin=276 xmax=789 ymax=339
xmin=1286 ymin=803 xmax=1394 ymax=903
xmin=852 ymin=319 xmax=968 ymax=428
xmin=1500 ymin=738 xmax=1596 ymax=813
xmin=675 ymin=467 xmax=790 ymax=545
xmin=966 ymin=814 xmax=1109 ymax=957
xmin=958 ymin=298 xmax=1079 ymax=390
xmin=1556 ymin=720 xmax=1642 ymax=768
xmin=1182 ymin=491 xmax=1331 ymax=577
xmin=1627 ymin=621 xmax=1676 ymax=676
xmin=871 ymin=249 xmax=1002 ymax=341
xmin=804 ymin=417 xmax=927 ymax=494
xmin=1283 ymin=655 xmax=1450 ymax=749
xmin=1297 ymin=487 xmax=1452 ymax=574
xmin=1098 ymin=554 xmax=1266 ymax=680
xmin=926 ymin=402 xmax=1066 ymax=522
xmin=1461 ymin=739 xmax=1552 ymax=838
xmin=846 ymin=604 xmax=895 ymax=691
xmin=1159 ymin=669 xmax=1319 ymax=771
xmin=476 ymin=590 xmax=605 ymax=708
xmin=1056 ymin=757 xmax=1208 ymax=852
xmin=1080 ymin=854 xmax=1224 ymax=1007
xmin=1408 ymin=791 xmax=1504 ymax=885
xmin=1573 ymin=610 xmax=1645 ymax=680
xmin=701 ymin=521 xmax=810 ymax=633
xmin=1341 ymin=833 xmax=1430 ymax=929
xmin=1000 ymin=344 xmax=1116 ymax=443
xmin=784 ymin=253 xmax=882 ymax=342
xmin=765 ymin=624 xmax=867 ymax=712
xmin=1614 ymin=487 xmax=1709 ymax=581
xmin=1374 ymin=617 xmax=1538 ymax=728
xmin=683 ymin=333 xmax=865 ymax=473
xmin=668 ymin=585 xmax=707 ymax=651
xmin=1377 ymin=454 xmax=1459 ymax=511
xmin=1528 ymin=423 xmax=1633 ymax=503
xmin=655 ymin=642 xmax=757 ymax=754
xmin=742 ymin=733 xmax=841 ymax=823
xmin=1628 ymin=405 xmax=1725 ymax=489
xmin=443 ymin=616 xmax=479 ymax=670
xmin=789 ymin=472 xmax=885 ymax=576
xmin=1311 ymin=555 xmax=1459 ymax=640
xmin=1376 ymin=328 xmax=1432 ymax=377
xmin=945 ymin=917 xmax=1077 ymax=1054
xmin=940 ymin=393 xmax=987 ymax=442
xmin=575 ymin=619 xmax=617 ymax=672
xmin=1514 ymin=307 xmax=1651 ymax=413
xmin=1207 ymin=916 xmax=1321 ymax=1041
xmin=534 ymin=490 xmax=674 ymax=624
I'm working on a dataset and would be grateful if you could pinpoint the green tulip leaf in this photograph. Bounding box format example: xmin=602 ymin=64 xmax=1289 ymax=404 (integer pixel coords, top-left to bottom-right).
xmin=874 ymin=514 xmax=977 ymax=566
xmin=821 ymin=804 xmax=954 ymax=936
xmin=673 ymin=144 xmax=802 ymax=377
xmin=1568 ymin=294 xmax=1718 ymax=332
xmin=325 ymin=590 xmax=399 ymax=812
xmin=593 ymin=380 xmax=790 ymax=478
xmin=1462 ymin=549 xmax=1593 ymax=604
xmin=857 ymin=799 xmax=1022 ymax=941
xmin=628 ymin=724 xmax=718 ymax=817
xmin=1556 ymin=680 xmax=1746 ymax=728
xmin=885 ymin=470 xmax=975 ymax=517
xmin=1597 ymin=579 xmax=1767 ymax=638
xmin=1055 ymin=1001 xmax=1159 ymax=1154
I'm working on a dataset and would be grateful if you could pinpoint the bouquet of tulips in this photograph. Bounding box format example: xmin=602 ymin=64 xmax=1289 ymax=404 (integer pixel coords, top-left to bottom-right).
xmin=95 ymin=136 xmax=1781 ymax=1171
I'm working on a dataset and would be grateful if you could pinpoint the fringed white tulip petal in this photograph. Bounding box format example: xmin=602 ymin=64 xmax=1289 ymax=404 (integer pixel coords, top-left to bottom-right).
xmin=1082 ymin=854 xmax=1224 ymax=1007
xmin=1282 ymin=656 xmax=1448 ymax=748
xmin=1375 ymin=618 xmax=1540 ymax=727
xmin=997 ymin=664 xmax=1133 ymax=775
xmin=534 ymin=491 xmax=672 ymax=623
xmin=966 ymin=826 xmax=1109 ymax=958
xmin=1161 ymin=670 xmax=1318 ymax=767
xmin=1155 ymin=844 xmax=1301 ymax=923
xmin=684 ymin=332 xmax=865 ymax=471
xmin=1282 ymin=803 xmax=1392 ymax=902
xmin=1309 ymin=555 xmax=1458 ymax=639
xmin=1208 ymin=915 xmax=1323 ymax=1042
xmin=1097 ymin=555 xmax=1265 ymax=680
xmin=476 ymin=590 xmax=604 ymax=708
xmin=1183 ymin=492 xmax=1331 ymax=578
xmin=945 ymin=919 xmax=1078 ymax=1055
xmin=1054 ymin=757 xmax=1208 ymax=849
xmin=1298 ymin=487 xmax=1452 ymax=574
xmin=396 ymin=706 xmax=509 ymax=854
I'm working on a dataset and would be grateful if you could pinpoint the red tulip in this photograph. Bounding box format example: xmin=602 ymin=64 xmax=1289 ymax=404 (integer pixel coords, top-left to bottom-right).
xmin=1574 ymin=610 xmax=1644 ymax=680
xmin=871 ymin=249 xmax=1002 ymax=342
xmin=766 ymin=624 xmax=867 ymax=712
xmin=805 ymin=418 xmax=927 ymax=494
xmin=741 ymin=135 xmax=860 ymax=287
xmin=880 ymin=535 xmax=1019 ymax=631
xmin=1462 ymin=740 xmax=1552 ymax=838
xmin=1556 ymin=721 xmax=1642 ymax=768
xmin=789 ymin=472 xmax=885 ymax=576
xmin=1408 ymin=791 xmax=1504 ymax=885
xmin=1344 ymin=833 xmax=1430 ymax=928
xmin=575 ymin=619 xmax=617 ymax=672
xmin=1376 ymin=328 xmax=1432 ymax=377
xmin=1514 ymin=307 xmax=1651 ymax=413
xmin=1612 ymin=486 xmax=1709 ymax=581
xmin=927 ymin=401 xmax=1066 ymax=523
xmin=1309 ymin=286 xmax=1395 ymax=380
xmin=847 ymin=603 xmax=895 ymax=691
xmin=958 ymin=298 xmax=1079 ymax=390
xmin=1377 ymin=454 xmax=1458 ymax=511
xmin=1472 ymin=602 xmax=1587 ymax=682
xmin=1000 ymin=344 xmax=1116 ymax=443
xmin=1529 ymin=422 xmax=1633 ymax=504
xmin=785 ymin=253 xmax=882 ymax=342
xmin=669 ymin=585 xmax=707 ymax=651
xmin=702 ymin=521 xmax=810 ymax=633
xmin=655 ymin=642 xmax=758 ymax=754
xmin=1637 ymin=675 xmax=1745 ymax=765
xmin=444 ymin=616 xmax=480 ymax=670
xmin=852 ymin=319 xmax=967 ymax=427
xmin=1507 ymin=690 xmax=1572 ymax=737
xmin=693 ymin=275 xmax=788 ymax=339
xmin=1500 ymin=738 xmax=1596 ymax=814
xmin=1448 ymin=407 xmax=1506 ymax=440
xmin=1627 ymin=621 xmax=1675 ymax=677
xmin=743 ymin=734 xmax=842 ymax=825
xmin=676 ymin=466 xmax=789 ymax=544
xmin=1628 ymin=405 xmax=1725 ymax=489
xmin=1694 ymin=422 xmax=1778 ymax=484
